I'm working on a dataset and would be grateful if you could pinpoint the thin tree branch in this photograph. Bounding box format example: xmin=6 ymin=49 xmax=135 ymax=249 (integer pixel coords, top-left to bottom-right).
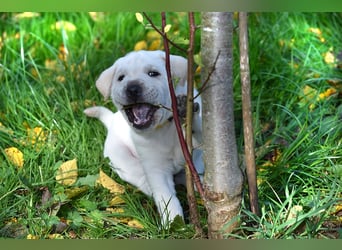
xmin=239 ymin=12 xmax=260 ymax=216
xmin=160 ymin=12 xmax=205 ymax=199
xmin=184 ymin=12 xmax=203 ymax=235
xmin=195 ymin=51 xmax=221 ymax=100
xmin=142 ymin=12 xmax=187 ymax=53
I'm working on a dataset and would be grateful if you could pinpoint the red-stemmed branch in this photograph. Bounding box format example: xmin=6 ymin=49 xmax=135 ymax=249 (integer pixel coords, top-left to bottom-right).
xmin=159 ymin=13 xmax=205 ymax=199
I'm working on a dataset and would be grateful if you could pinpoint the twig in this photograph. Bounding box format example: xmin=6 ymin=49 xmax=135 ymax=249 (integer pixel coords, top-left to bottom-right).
xmin=142 ymin=12 xmax=186 ymax=53
xmin=194 ymin=51 xmax=220 ymax=100
xmin=239 ymin=12 xmax=260 ymax=216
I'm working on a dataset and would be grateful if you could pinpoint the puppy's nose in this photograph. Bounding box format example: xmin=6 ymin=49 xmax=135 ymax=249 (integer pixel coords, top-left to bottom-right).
xmin=126 ymin=82 xmax=143 ymax=102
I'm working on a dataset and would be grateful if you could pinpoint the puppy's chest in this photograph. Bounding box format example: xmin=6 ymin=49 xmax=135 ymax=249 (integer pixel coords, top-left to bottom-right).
xmin=133 ymin=126 xmax=184 ymax=165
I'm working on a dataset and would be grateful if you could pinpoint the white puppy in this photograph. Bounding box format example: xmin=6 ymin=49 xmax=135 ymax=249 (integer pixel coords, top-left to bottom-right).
xmin=84 ymin=50 xmax=203 ymax=226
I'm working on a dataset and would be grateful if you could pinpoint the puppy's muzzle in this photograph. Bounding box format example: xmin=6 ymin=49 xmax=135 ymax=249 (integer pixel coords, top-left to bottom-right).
xmin=123 ymin=82 xmax=159 ymax=130
xmin=126 ymin=82 xmax=143 ymax=102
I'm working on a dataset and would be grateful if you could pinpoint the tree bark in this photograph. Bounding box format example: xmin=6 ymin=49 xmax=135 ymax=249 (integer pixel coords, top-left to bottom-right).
xmin=201 ymin=12 xmax=243 ymax=239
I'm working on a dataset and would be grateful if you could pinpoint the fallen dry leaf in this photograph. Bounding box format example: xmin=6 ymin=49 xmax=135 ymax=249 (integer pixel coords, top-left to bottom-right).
xmin=4 ymin=147 xmax=24 ymax=168
xmin=0 ymin=122 xmax=14 ymax=135
xmin=64 ymin=186 xmax=89 ymax=199
xmin=47 ymin=233 xmax=64 ymax=239
xmin=109 ymin=196 xmax=125 ymax=206
xmin=13 ymin=12 xmax=40 ymax=20
xmin=127 ymin=219 xmax=144 ymax=229
xmin=299 ymin=85 xmax=318 ymax=109
xmin=308 ymin=27 xmax=325 ymax=42
xmin=318 ymin=88 xmax=337 ymax=101
xmin=88 ymin=12 xmax=105 ymax=22
xmin=324 ymin=50 xmax=336 ymax=65
xmin=26 ymin=126 xmax=47 ymax=146
xmin=97 ymin=169 xmax=125 ymax=194
xmin=287 ymin=205 xmax=303 ymax=221
xmin=52 ymin=21 xmax=77 ymax=32
xmin=26 ymin=234 xmax=40 ymax=240
xmin=56 ymin=159 xmax=78 ymax=186
xmin=308 ymin=27 xmax=322 ymax=36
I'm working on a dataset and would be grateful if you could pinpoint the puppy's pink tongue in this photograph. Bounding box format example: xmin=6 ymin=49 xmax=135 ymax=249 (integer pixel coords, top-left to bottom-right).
xmin=132 ymin=105 xmax=150 ymax=125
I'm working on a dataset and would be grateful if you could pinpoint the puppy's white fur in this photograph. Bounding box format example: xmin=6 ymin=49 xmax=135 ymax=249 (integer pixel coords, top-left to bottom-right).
xmin=84 ymin=50 xmax=203 ymax=225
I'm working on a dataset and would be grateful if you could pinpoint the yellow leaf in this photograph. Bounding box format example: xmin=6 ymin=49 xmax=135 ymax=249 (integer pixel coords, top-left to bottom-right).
xmin=65 ymin=186 xmax=89 ymax=199
xmin=332 ymin=203 xmax=342 ymax=214
xmin=58 ymin=44 xmax=68 ymax=61
xmin=308 ymin=27 xmax=325 ymax=43
xmin=27 ymin=234 xmax=40 ymax=240
xmin=278 ymin=39 xmax=285 ymax=47
xmin=27 ymin=126 xmax=47 ymax=146
xmin=149 ymin=39 xmax=162 ymax=51
xmin=318 ymin=88 xmax=337 ymax=101
xmin=135 ymin=12 xmax=144 ymax=23
xmin=302 ymin=85 xmax=317 ymax=99
xmin=97 ymin=169 xmax=125 ymax=194
xmin=56 ymin=159 xmax=78 ymax=186
xmin=299 ymin=85 xmax=318 ymax=110
xmin=56 ymin=75 xmax=66 ymax=83
xmin=146 ymin=30 xmax=161 ymax=40
xmin=109 ymin=196 xmax=125 ymax=206
xmin=13 ymin=12 xmax=40 ymax=20
xmin=106 ymin=207 xmax=125 ymax=214
xmin=52 ymin=21 xmax=77 ymax=32
xmin=286 ymin=205 xmax=303 ymax=221
xmin=4 ymin=147 xmax=24 ymax=168
xmin=324 ymin=51 xmax=336 ymax=65
xmin=134 ymin=40 xmax=147 ymax=51
xmin=48 ymin=234 xmax=64 ymax=239
xmin=164 ymin=24 xmax=172 ymax=33
xmin=127 ymin=219 xmax=144 ymax=229
xmin=44 ymin=59 xmax=59 ymax=70
xmin=308 ymin=27 xmax=322 ymax=36
xmin=0 ymin=122 xmax=14 ymax=135
xmin=88 ymin=12 xmax=105 ymax=22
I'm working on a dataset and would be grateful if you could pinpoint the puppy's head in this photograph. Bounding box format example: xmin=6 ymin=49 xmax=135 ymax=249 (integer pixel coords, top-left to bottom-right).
xmin=96 ymin=50 xmax=187 ymax=131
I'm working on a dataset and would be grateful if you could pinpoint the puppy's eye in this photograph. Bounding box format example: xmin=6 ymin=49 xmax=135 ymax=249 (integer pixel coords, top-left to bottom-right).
xmin=118 ymin=75 xmax=125 ymax=81
xmin=148 ymin=71 xmax=160 ymax=77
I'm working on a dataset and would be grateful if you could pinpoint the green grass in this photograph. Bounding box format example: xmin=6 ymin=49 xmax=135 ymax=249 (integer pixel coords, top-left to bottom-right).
xmin=0 ymin=12 xmax=341 ymax=239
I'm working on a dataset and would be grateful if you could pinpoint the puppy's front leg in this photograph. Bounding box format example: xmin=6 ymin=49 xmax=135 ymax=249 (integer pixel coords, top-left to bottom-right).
xmin=144 ymin=167 xmax=183 ymax=226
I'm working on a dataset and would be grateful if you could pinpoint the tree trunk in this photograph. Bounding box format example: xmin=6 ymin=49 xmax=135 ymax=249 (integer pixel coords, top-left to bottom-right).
xmin=201 ymin=12 xmax=243 ymax=239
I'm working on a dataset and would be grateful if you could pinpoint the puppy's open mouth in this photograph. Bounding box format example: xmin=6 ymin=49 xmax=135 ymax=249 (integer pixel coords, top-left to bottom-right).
xmin=123 ymin=103 xmax=159 ymax=129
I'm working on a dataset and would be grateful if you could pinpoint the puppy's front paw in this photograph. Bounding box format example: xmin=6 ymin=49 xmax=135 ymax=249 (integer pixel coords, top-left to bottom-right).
xmin=176 ymin=95 xmax=200 ymax=119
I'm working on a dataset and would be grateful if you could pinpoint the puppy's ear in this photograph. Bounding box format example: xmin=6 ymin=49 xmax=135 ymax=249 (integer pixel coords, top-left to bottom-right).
xmin=156 ymin=52 xmax=188 ymax=87
xmin=169 ymin=55 xmax=188 ymax=87
xmin=95 ymin=64 xmax=115 ymax=100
